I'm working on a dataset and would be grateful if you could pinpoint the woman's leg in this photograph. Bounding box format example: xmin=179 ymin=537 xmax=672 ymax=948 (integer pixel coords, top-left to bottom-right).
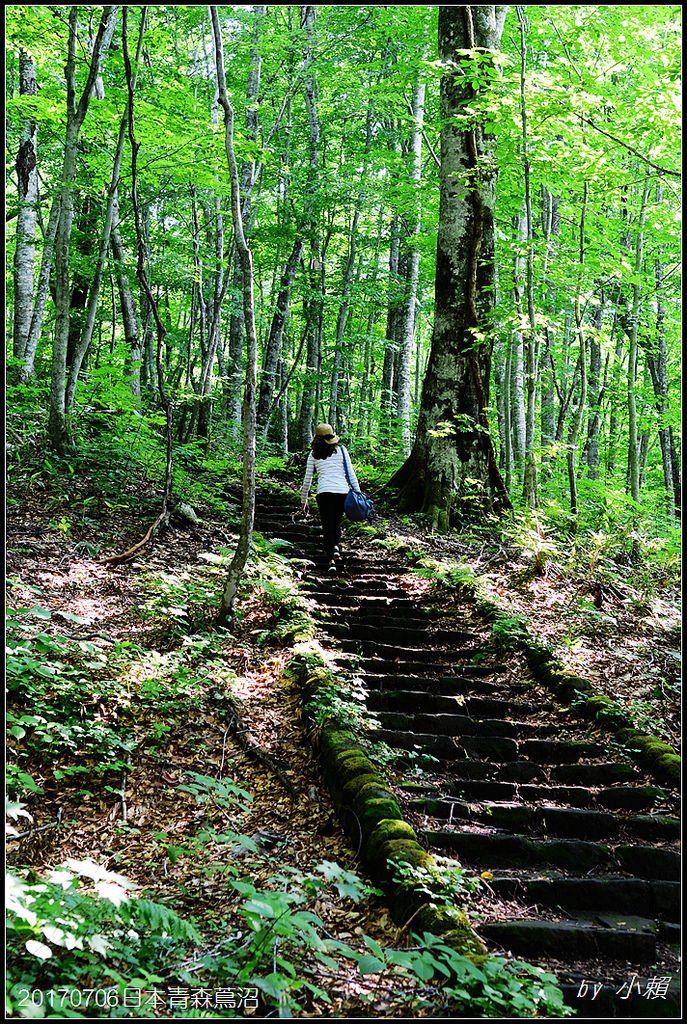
xmin=316 ymin=492 xmax=346 ymax=561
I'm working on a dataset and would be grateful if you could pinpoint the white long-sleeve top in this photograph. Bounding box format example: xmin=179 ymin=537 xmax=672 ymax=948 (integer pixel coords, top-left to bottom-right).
xmin=300 ymin=446 xmax=360 ymax=503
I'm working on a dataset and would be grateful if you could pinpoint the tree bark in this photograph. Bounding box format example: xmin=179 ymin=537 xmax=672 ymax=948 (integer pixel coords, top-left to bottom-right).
xmin=110 ymin=199 xmax=142 ymax=398
xmin=583 ymin=294 xmax=604 ymax=479
xmin=396 ymin=75 xmax=426 ymax=454
xmin=257 ymin=236 xmax=304 ymax=430
xmin=123 ymin=7 xmax=173 ymax=519
xmin=510 ymin=211 xmax=527 ymax=473
xmin=647 ymin=187 xmax=679 ymax=516
xmin=381 ymin=210 xmax=402 ymax=421
xmin=48 ymin=5 xmax=118 ymax=451
xmin=517 ymin=6 xmax=539 ymax=509
xmin=389 ymin=7 xmax=511 ymax=526
xmin=297 ymin=5 xmax=323 ymax=449
xmin=210 ymin=6 xmax=260 ymax=621
xmin=65 ymin=25 xmax=144 ymax=411
xmin=625 ymin=185 xmax=650 ymax=555
xmin=566 ymin=184 xmax=589 ymax=531
xmin=12 ymin=50 xmax=39 ymax=364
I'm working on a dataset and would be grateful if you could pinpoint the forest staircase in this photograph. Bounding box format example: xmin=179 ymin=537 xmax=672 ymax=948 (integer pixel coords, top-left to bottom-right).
xmin=245 ymin=488 xmax=680 ymax=1018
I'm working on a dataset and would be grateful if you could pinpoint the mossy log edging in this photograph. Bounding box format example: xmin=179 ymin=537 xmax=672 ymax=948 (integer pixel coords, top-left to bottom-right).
xmin=465 ymin=588 xmax=681 ymax=790
xmin=287 ymin=647 xmax=486 ymax=959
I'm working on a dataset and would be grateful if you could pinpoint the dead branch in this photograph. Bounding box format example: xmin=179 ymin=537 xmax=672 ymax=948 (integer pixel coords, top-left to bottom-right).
xmin=222 ymin=695 xmax=299 ymax=798
xmin=97 ymin=510 xmax=170 ymax=565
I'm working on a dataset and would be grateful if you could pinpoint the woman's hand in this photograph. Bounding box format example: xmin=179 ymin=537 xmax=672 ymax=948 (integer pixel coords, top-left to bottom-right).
xmin=300 ymin=502 xmax=309 ymax=517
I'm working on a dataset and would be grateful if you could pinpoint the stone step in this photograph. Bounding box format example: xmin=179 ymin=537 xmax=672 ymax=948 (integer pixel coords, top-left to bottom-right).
xmin=321 ymin=623 xmax=478 ymax=647
xmin=517 ymin=738 xmax=608 ymax=763
xmin=412 ymin=799 xmax=678 ymax=843
xmin=337 ymin=638 xmax=463 ymax=660
xmin=306 ymin=593 xmax=417 ymax=610
xmin=424 ymin=831 xmax=680 ymax=879
xmin=437 ymin=675 xmax=536 ymax=696
xmin=374 ymin=710 xmax=558 ymax=740
xmin=549 ymin=762 xmax=645 ymax=785
xmin=487 ymin=873 xmax=680 ymax=921
xmin=360 ymin=658 xmax=455 ymax=677
xmin=446 ymin=779 xmax=661 ymax=812
xmin=318 ymin=611 xmax=436 ymax=630
xmin=374 ymin=729 xmax=609 ymax=766
xmin=314 ymin=582 xmax=409 ymax=597
xmin=367 ymin=689 xmax=471 ymax=714
xmin=366 ymin=689 xmax=549 ymax=716
xmin=363 ymin=675 xmax=504 ymax=695
xmin=480 ymin=918 xmax=657 ymax=963
xmin=461 ymin=694 xmax=560 ymax=717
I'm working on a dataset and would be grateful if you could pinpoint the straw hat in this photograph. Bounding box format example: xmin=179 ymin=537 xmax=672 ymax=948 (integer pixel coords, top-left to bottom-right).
xmin=314 ymin=423 xmax=340 ymax=445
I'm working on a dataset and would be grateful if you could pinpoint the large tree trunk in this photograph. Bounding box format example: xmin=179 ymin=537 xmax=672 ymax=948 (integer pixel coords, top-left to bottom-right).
xmin=388 ymin=6 xmax=511 ymax=526
xmin=12 ymin=50 xmax=39 ymax=365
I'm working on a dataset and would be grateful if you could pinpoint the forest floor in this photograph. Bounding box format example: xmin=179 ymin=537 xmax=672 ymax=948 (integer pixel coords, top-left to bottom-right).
xmin=6 ymin=482 xmax=431 ymax=1017
xmin=382 ymin=510 xmax=681 ymax=751
xmin=6 ymin=465 xmax=681 ymax=1018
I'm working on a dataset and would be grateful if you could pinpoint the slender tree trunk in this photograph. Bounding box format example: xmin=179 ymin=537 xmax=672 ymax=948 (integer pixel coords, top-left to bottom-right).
xmin=381 ymin=211 xmax=401 ymax=421
xmin=329 ymin=200 xmax=362 ymax=432
xmin=493 ymin=331 xmax=508 ymax=473
xmin=210 ymin=6 xmax=260 ymax=621
xmin=625 ymin=185 xmax=650 ymax=557
xmin=539 ymin=187 xmax=560 ymax=476
xmin=605 ymin=317 xmax=624 ymax=480
xmin=503 ymin=332 xmax=514 ymax=491
xmin=510 ymin=212 xmax=527 ymax=474
xmin=297 ymin=5 xmax=322 ymax=448
xmin=111 ymin=199 xmax=142 ymax=398
xmin=48 ymin=5 xmax=118 ymax=451
xmin=648 ymin=191 xmax=679 ymax=515
xmin=396 ymin=75 xmax=426 ymax=454
xmin=123 ymin=7 xmax=173 ymax=527
xmin=566 ymin=184 xmax=589 ymax=532
xmin=257 ymin=236 xmax=304 ymax=429
xmin=227 ymin=258 xmax=244 ymax=427
xmin=517 ymin=6 xmax=539 ymax=508
xmin=12 ymin=50 xmax=39 ymax=364
xmin=583 ymin=294 xmax=604 ymax=479
xmin=65 ymin=34 xmax=143 ymax=410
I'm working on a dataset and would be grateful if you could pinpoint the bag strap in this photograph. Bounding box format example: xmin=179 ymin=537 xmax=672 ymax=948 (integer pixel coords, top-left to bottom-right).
xmin=341 ymin=446 xmax=356 ymax=491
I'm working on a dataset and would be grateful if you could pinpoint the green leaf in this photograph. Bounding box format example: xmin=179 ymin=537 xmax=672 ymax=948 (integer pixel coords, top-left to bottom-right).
xmin=357 ymin=954 xmax=386 ymax=975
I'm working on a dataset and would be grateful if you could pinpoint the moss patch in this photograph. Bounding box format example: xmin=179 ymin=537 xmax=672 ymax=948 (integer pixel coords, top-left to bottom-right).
xmin=289 ymin=647 xmax=487 ymax=957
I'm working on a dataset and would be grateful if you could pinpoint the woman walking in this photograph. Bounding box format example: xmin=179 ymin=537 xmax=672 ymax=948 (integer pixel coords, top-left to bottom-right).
xmin=300 ymin=424 xmax=361 ymax=572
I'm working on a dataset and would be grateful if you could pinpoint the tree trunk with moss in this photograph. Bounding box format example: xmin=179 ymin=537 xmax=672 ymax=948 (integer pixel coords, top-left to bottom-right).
xmin=388 ymin=6 xmax=511 ymax=526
